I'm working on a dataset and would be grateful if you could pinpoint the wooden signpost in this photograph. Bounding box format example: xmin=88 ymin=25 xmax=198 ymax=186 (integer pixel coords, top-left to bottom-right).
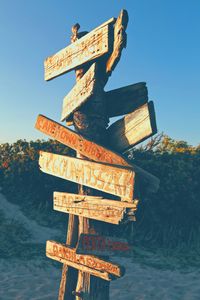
xmin=36 ymin=9 xmax=159 ymax=300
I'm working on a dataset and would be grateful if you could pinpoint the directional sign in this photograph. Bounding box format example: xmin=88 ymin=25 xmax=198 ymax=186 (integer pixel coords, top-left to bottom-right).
xmin=108 ymin=101 xmax=157 ymax=152
xmin=44 ymin=18 xmax=115 ymax=81
xmin=106 ymin=82 xmax=148 ymax=118
xmin=39 ymin=152 xmax=135 ymax=200
xmin=77 ymin=234 xmax=130 ymax=256
xmin=61 ymin=63 xmax=97 ymax=122
xmin=53 ymin=192 xmax=138 ymax=224
xmin=35 ymin=114 xmax=131 ymax=167
xmin=36 ymin=117 xmax=159 ymax=196
xmin=46 ymin=240 xmax=125 ymax=281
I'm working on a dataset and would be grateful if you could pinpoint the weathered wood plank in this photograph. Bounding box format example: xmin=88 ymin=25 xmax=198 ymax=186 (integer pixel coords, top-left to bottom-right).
xmin=77 ymin=234 xmax=130 ymax=256
xmin=61 ymin=63 xmax=97 ymax=122
xmin=108 ymin=101 xmax=157 ymax=152
xmin=46 ymin=240 xmax=125 ymax=280
xmin=35 ymin=116 xmax=159 ymax=195
xmin=53 ymin=192 xmax=138 ymax=224
xmin=44 ymin=20 xmax=114 ymax=81
xmin=39 ymin=152 xmax=135 ymax=201
xmin=106 ymin=9 xmax=128 ymax=74
xmin=35 ymin=114 xmax=131 ymax=167
xmin=54 ymin=192 xmax=138 ymax=208
xmin=106 ymin=82 xmax=148 ymax=118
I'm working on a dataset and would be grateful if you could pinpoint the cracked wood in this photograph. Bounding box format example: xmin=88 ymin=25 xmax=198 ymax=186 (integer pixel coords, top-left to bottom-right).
xmin=106 ymin=9 xmax=128 ymax=74
xmin=39 ymin=152 xmax=135 ymax=200
xmin=61 ymin=63 xmax=98 ymax=122
xmin=35 ymin=114 xmax=131 ymax=167
xmin=53 ymin=192 xmax=138 ymax=224
xmin=106 ymin=82 xmax=148 ymax=118
xmin=108 ymin=101 xmax=157 ymax=152
xmin=44 ymin=19 xmax=114 ymax=81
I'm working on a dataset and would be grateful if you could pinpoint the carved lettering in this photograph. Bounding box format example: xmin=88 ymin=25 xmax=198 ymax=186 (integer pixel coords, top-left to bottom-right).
xmin=39 ymin=152 xmax=135 ymax=200
xmin=46 ymin=240 xmax=124 ymax=278
xmin=35 ymin=115 xmax=131 ymax=168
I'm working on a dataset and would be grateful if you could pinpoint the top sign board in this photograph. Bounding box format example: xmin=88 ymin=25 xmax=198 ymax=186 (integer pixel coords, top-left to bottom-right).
xmin=44 ymin=18 xmax=115 ymax=81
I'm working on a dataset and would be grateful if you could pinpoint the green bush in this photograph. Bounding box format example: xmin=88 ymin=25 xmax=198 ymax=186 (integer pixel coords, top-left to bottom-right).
xmin=123 ymin=135 xmax=200 ymax=251
xmin=1 ymin=136 xmax=200 ymax=252
xmin=0 ymin=139 xmax=77 ymax=227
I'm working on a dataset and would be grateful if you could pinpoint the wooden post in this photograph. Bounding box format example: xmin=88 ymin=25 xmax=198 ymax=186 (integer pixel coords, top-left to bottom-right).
xmin=58 ymin=23 xmax=110 ymax=300
xmin=71 ymin=24 xmax=110 ymax=300
xmin=58 ymin=24 xmax=89 ymax=300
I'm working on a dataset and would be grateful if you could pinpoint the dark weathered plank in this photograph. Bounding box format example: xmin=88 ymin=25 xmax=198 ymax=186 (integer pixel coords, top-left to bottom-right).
xmin=106 ymin=9 xmax=128 ymax=74
xmin=77 ymin=234 xmax=130 ymax=256
xmin=46 ymin=240 xmax=125 ymax=280
xmin=44 ymin=19 xmax=115 ymax=81
xmin=106 ymin=82 xmax=148 ymax=118
xmin=39 ymin=152 xmax=135 ymax=201
xmin=35 ymin=114 xmax=131 ymax=167
xmin=61 ymin=63 xmax=97 ymax=122
xmin=108 ymin=101 xmax=157 ymax=152
xmin=65 ymin=81 xmax=148 ymax=130
xmin=65 ymin=82 xmax=148 ymax=123
xmin=53 ymin=192 xmax=138 ymax=224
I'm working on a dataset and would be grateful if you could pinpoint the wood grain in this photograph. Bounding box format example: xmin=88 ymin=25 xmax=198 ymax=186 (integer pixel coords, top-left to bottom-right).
xmin=44 ymin=21 xmax=114 ymax=81
xmin=46 ymin=240 xmax=125 ymax=280
xmin=106 ymin=82 xmax=148 ymax=118
xmin=35 ymin=114 xmax=131 ymax=167
xmin=53 ymin=192 xmax=138 ymax=224
xmin=39 ymin=152 xmax=135 ymax=200
xmin=108 ymin=101 xmax=157 ymax=152
xmin=65 ymin=82 xmax=148 ymax=123
xmin=61 ymin=63 xmax=97 ymax=122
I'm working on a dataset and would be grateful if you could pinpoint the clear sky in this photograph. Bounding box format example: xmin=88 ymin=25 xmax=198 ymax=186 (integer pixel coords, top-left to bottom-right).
xmin=0 ymin=0 xmax=199 ymax=145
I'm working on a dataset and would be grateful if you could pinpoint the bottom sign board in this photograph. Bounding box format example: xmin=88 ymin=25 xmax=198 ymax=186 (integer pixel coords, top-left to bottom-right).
xmin=46 ymin=240 xmax=125 ymax=281
xmin=76 ymin=234 xmax=131 ymax=256
xmin=54 ymin=192 xmax=138 ymax=224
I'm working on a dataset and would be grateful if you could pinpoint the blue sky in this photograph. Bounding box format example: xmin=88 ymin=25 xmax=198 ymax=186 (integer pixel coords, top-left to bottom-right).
xmin=0 ymin=0 xmax=199 ymax=145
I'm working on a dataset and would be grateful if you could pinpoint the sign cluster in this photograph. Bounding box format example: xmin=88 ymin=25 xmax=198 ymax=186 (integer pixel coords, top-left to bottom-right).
xmin=35 ymin=9 xmax=159 ymax=299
